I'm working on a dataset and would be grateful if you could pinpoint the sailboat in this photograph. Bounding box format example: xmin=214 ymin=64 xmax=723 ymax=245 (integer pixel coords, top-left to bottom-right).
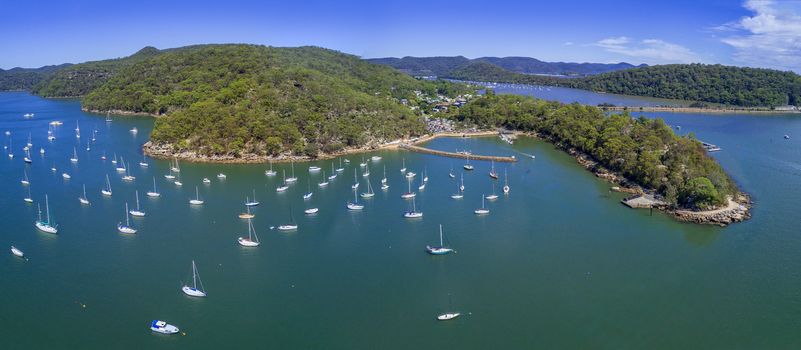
xmin=216 ymin=172 xmax=226 ymax=179
xmin=276 ymin=170 xmax=289 ymax=192
xmin=277 ymin=206 xmax=298 ymax=231
xmin=463 ymin=154 xmax=474 ymax=171
xmin=418 ymin=173 xmax=426 ymax=191
xmin=101 ymin=150 xmax=106 ymax=160
xmin=426 ymin=225 xmax=452 ymax=254
xmin=105 ymin=111 xmax=112 ymax=123
xmin=359 ymin=156 xmax=367 ymax=168
xmin=503 ymin=169 xmax=510 ymax=194
xmin=436 ymin=294 xmax=460 ymax=321
xmin=238 ymin=203 xmax=255 ymax=219
xmin=265 ymin=160 xmax=277 ymax=176
xmin=70 ymin=147 xmax=78 ymax=163
xmin=24 ymin=186 xmax=33 ymax=203
xmin=139 ymin=154 xmax=148 ymax=167
xmin=51 ymin=162 xmax=56 ymax=172
xmin=400 ymin=158 xmax=407 ymax=173
xmin=47 ymin=125 xmax=55 ymax=141
xmin=62 ymin=172 xmax=71 ymax=179
xmin=23 ymin=148 xmax=31 ymax=163
xmin=489 ymin=160 xmax=498 ymax=179
xmin=146 ymin=177 xmax=161 ymax=197
xmin=202 ymin=177 xmax=211 ymax=184
xmin=116 ymin=156 xmax=126 ymax=172
xmin=91 ymin=129 xmax=96 ymax=142
xmin=164 ymin=167 xmax=176 ymax=180
xmin=117 ymin=203 xmax=137 ymax=234
xmin=318 ymin=170 xmax=329 ymax=187
xmin=351 ymin=169 xmax=359 ymax=189
xmin=101 ymin=174 xmax=113 ymax=196
xmin=347 ymin=188 xmax=364 ymax=210
xmin=39 ymin=147 xmax=44 ymax=155
xmin=381 ymin=165 xmax=388 ymax=185
xmin=403 ymin=197 xmax=423 ymax=218
xmin=303 ymin=181 xmax=313 ymax=199
xmin=474 ymin=194 xmax=490 ymax=215
xmin=285 ymin=161 xmax=297 ymax=183
xmin=170 ymin=158 xmax=180 ymax=173
xmin=245 ymin=189 xmax=259 ymax=206
xmin=459 ymin=173 xmax=465 ymax=192
xmin=362 ymin=165 xmax=370 ymax=177
xmin=112 ymin=153 xmax=118 ymax=165
xmin=122 ymin=161 xmax=135 ymax=181
xmin=79 ymin=184 xmax=90 ymax=205
xmin=11 ymin=246 xmax=24 ymax=258
xmin=181 ymin=260 xmax=207 ymax=297
xmin=26 ymin=133 xmax=32 ymax=147
xmin=336 ymin=158 xmax=344 ymax=173
xmin=85 ymin=140 xmax=91 ymax=152
xmin=449 ymin=164 xmax=455 ymax=178
xmin=401 ymin=177 xmax=416 ymax=199
xmin=21 ymin=170 xmax=30 ymax=185
xmin=75 ymin=120 xmax=80 ymax=139
xmin=304 ymin=204 xmax=319 ymax=215
xmin=129 ymin=191 xmax=145 ymax=217
xmin=360 ymin=176 xmax=375 ymax=198
xmin=34 ymin=195 xmax=58 ymax=234
xmin=328 ymin=162 xmax=337 ymax=179
xmin=485 ymin=183 xmax=499 ymax=200
xmin=308 ymin=165 xmax=321 ymax=172
xmin=189 ymin=186 xmax=204 ymax=205
xmin=238 ymin=218 xmax=260 ymax=247
xmin=423 ymin=168 xmax=429 ymax=183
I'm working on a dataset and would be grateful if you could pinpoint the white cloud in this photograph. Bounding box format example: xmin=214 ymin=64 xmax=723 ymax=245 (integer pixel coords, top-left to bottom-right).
xmin=563 ymin=41 xmax=574 ymax=46
xmin=593 ymin=36 xmax=699 ymax=64
xmin=719 ymin=0 xmax=801 ymax=71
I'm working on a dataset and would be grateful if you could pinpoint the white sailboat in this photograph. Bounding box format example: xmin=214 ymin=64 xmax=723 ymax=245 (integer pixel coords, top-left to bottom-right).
xmin=423 ymin=168 xmax=429 ymax=183
xmin=347 ymin=188 xmax=364 ymax=210
xmin=116 ymin=156 xmax=127 ymax=172
xmin=117 ymin=203 xmax=137 ymax=234
xmin=24 ymin=186 xmax=33 ymax=203
xmin=6 ymin=138 xmax=12 ymax=159
xmin=351 ymin=169 xmax=359 ymax=189
xmin=463 ymin=154 xmax=474 ymax=171
xmin=436 ymin=294 xmax=460 ymax=321
xmin=105 ymin=111 xmax=112 ymax=123
xmin=130 ymin=191 xmax=145 ymax=217
xmin=276 ymin=170 xmax=289 ymax=192
xmin=245 ymin=189 xmax=260 ymax=206
xmin=21 ymin=170 xmax=30 ymax=185
xmin=101 ymin=174 xmax=113 ymax=196
xmin=23 ymin=148 xmax=32 ymax=163
xmin=336 ymin=158 xmax=344 ymax=173
xmin=403 ymin=197 xmax=423 ymax=218
xmin=308 ymin=165 xmax=321 ymax=172
xmin=79 ymin=184 xmax=90 ymax=205
xmin=303 ymin=181 xmax=313 ymax=199
xmin=164 ymin=168 xmax=176 ymax=180
xmin=318 ymin=170 xmax=329 ymax=187
xmin=147 ymin=177 xmax=161 ymax=197
xmin=75 ymin=121 xmax=80 ymax=139
xmin=265 ymin=160 xmax=277 ymax=176
xmin=34 ymin=195 xmax=58 ymax=234
xmin=62 ymin=172 xmax=71 ymax=180
xmin=189 ymin=186 xmax=204 ymax=205
xmin=70 ymin=147 xmax=78 ymax=163
xmin=418 ymin=173 xmax=426 ymax=191
xmin=449 ymin=164 xmax=455 ymax=178
xmin=122 ymin=161 xmax=135 ymax=181
xmin=285 ymin=161 xmax=297 ymax=183
xmin=503 ymin=169 xmax=510 ymax=194
xmin=360 ymin=176 xmax=375 ymax=198
xmin=359 ymin=156 xmax=367 ymax=168
xmin=238 ymin=218 xmax=260 ymax=247
xmin=474 ymin=194 xmax=490 ymax=215
xmin=401 ymin=177 xmax=416 ymax=199
xmin=277 ymin=207 xmax=298 ymax=231
xmin=489 ymin=160 xmax=498 ymax=179
xmin=381 ymin=165 xmax=388 ymax=185
xmin=101 ymin=150 xmax=106 ymax=160
xmin=170 ymin=158 xmax=180 ymax=173
xmin=485 ymin=183 xmax=499 ymax=200
xmin=362 ymin=165 xmax=370 ymax=177
xmin=451 ymin=174 xmax=465 ymax=199
xmin=139 ymin=154 xmax=148 ymax=167
xmin=51 ymin=162 xmax=57 ymax=172
xmin=371 ymin=155 xmax=382 ymax=161
xmin=328 ymin=162 xmax=337 ymax=180
xmin=400 ymin=158 xmax=407 ymax=173
xmin=181 ymin=260 xmax=207 ymax=297
xmin=426 ymin=225 xmax=453 ymax=254
xmin=111 ymin=153 xmax=118 ymax=165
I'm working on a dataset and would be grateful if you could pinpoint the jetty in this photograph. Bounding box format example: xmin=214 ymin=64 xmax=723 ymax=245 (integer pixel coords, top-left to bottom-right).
xmin=399 ymin=143 xmax=517 ymax=162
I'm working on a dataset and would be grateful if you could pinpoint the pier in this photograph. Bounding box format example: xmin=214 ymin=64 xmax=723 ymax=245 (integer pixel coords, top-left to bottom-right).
xmin=399 ymin=143 xmax=517 ymax=162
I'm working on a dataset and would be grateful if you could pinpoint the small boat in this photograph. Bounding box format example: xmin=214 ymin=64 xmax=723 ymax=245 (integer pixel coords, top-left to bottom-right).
xmin=489 ymin=160 xmax=498 ymax=179
xmin=318 ymin=170 xmax=329 ymax=187
xmin=459 ymin=173 xmax=465 ymax=192
xmin=449 ymin=164 xmax=455 ymax=178
xmin=238 ymin=204 xmax=255 ymax=219
xmin=115 ymin=156 xmax=126 ymax=172
xmin=426 ymin=225 xmax=452 ymax=254
xmin=100 ymin=151 xmax=106 ymax=160
xmin=277 ymin=207 xmax=298 ymax=231
xmin=437 ymin=313 xmax=461 ymax=321
xmin=85 ymin=140 xmax=91 ymax=151
xmin=24 ymin=186 xmax=33 ymax=203
xmin=343 ymin=158 xmax=351 ymax=164
xmin=21 ymin=170 xmax=30 ymax=185
xmin=361 ymin=176 xmax=375 ymax=198
xmin=150 ymin=320 xmax=179 ymax=334
xmin=381 ymin=183 xmax=389 ymax=190
xmin=62 ymin=173 xmax=71 ymax=180
xmin=336 ymin=159 xmax=345 ymax=173
xmin=23 ymin=113 xmax=34 ymax=118
xmin=485 ymin=184 xmax=499 ymax=200
xmin=401 ymin=178 xmax=416 ymax=199
xmin=105 ymin=111 xmax=112 ymax=123
xmin=245 ymin=189 xmax=260 ymax=206
xmin=351 ymin=169 xmax=360 ymax=190
xmin=129 ymin=191 xmax=145 ymax=217
xmin=164 ymin=168 xmax=176 ymax=180
xmin=111 ymin=153 xmax=118 ymax=165
xmin=503 ymin=169 xmax=510 ymax=194
xmin=405 ymin=171 xmax=416 ymax=179
xmin=139 ymin=155 xmax=148 ymax=167
xmin=50 ymin=120 xmax=62 ymax=126
xmin=371 ymin=155 xmax=382 ymax=161
xmin=400 ymin=158 xmax=407 ymax=173
xmin=101 ymin=174 xmax=113 ymax=196
xmin=328 ymin=162 xmax=337 ymax=180
xmin=75 ymin=121 xmax=80 ymax=139
xmin=285 ymin=162 xmax=297 ymax=183
xmin=51 ymin=163 xmax=56 ymax=172
xmin=238 ymin=218 xmax=260 ymax=247
xmin=308 ymin=166 xmax=321 ymax=172
xmin=130 ymin=127 xmax=138 ymax=134
xmin=70 ymin=147 xmax=78 ymax=163
xmin=34 ymin=195 xmax=58 ymax=234
xmin=265 ymin=160 xmax=277 ymax=176
xmin=423 ymin=168 xmax=428 ymax=183
xmin=11 ymin=246 xmax=24 ymax=258
xmin=146 ymin=177 xmax=160 ymax=197
xmin=174 ymin=180 xmax=183 ymax=186
xmin=362 ymin=166 xmax=370 ymax=177
xmin=276 ymin=170 xmax=289 ymax=192
xmin=79 ymin=184 xmax=90 ymax=205
xmin=189 ymin=186 xmax=204 ymax=205
xmin=170 ymin=158 xmax=180 ymax=173
xmin=122 ymin=161 xmax=135 ymax=181
xmin=217 ymin=173 xmax=226 ymax=179
xmin=39 ymin=147 xmax=44 ymax=155
xmin=359 ymin=157 xmax=367 ymax=167
xmin=117 ymin=203 xmax=137 ymax=234
xmin=474 ymin=195 xmax=490 ymax=215
xmin=418 ymin=174 xmax=426 ymax=191
xmin=347 ymin=189 xmax=365 ymax=210
xmin=784 ymin=134 xmax=791 ymax=140
xmin=381 ymin=166 xmax=388 ymax=185
xmin=303 ymin=181 xmax=313 ymax=199
xmin=181 ymin=260 xmax=206 ymax=297
xmin=463 ymin=154 xmax=474 ymax=171
xmin=403 ymin=197 xmax=423 ymax=218
xmin=304 ymin=207 xmax=319 ymax=215
xmin=202 ymin=177 xmax=211 ymax=184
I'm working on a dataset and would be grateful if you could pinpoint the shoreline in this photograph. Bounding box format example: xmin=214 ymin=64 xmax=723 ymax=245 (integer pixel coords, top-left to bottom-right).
xmin=601 ymin=106 xmax=798 ymax=114
xmin=82 ymin=108 xmax=159 ymax=117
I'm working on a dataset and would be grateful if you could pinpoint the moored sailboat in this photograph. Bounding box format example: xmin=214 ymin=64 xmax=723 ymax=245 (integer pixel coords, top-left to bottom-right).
xmin=181 ymin=260 xmax=207 ymax=297
xmin=238 ymin=218 xmax=260 ymax=247
xmin=426 ymin=225 xmax=453 ymax=254
xmin=34 ymin=195 xmax=58 ymax=234
xmin=117 ymin=203 xmax=137 ymax=234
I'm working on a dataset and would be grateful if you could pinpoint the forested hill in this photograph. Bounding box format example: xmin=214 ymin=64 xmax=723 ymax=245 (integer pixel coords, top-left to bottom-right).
xmin=444 ymin=61 xmax=801 ymax=107
xmin=0 ymin=64 xmax=72 ymax=91
xmin=79 ymin=44 xmax=458 ymax=158
xmin=367 ymin=56 xmax=639 ymax=76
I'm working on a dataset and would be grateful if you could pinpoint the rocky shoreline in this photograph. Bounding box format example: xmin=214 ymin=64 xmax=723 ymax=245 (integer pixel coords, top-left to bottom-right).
xmin=82 ymin=108 xmax=159 ymax=117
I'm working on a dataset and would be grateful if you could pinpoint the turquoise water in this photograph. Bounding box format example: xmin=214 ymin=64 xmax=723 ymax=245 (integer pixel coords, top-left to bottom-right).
xmin=2 ymin=91 xmax=801 ymax=348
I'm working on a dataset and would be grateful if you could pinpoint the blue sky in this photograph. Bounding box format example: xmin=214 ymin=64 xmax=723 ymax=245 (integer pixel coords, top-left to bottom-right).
xmin=2 ymin=0 xmax=800 ymax=72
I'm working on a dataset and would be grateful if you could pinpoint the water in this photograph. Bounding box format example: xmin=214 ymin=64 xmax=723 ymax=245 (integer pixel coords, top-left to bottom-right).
xmin=491 ymin=82 xmax=688 ymax=107
xmin=2 ymin=91 xmax=801 ymax=348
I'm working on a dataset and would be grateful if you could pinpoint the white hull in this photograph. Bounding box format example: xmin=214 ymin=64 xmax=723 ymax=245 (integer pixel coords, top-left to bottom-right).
xmin=11 ymin=246 xmax=24 ymax=257
xmin=117 ymin=225 xmax=137 ymax=234
xmin=437 ymin=313 xmax=461 ymax=321
xmin=130 ymin=210 xmax=146 ymax=217
xmin=174 ymin=181 xmax=183 ymax=186
xmin=276 ymin=185 xmax=289 ymax=192
xmin=485 ymin=194 xmax=499 ymax=200
xmin=203 ymin=178 xmax=211 ymax=184
xmin=401 ymin=192 xmax=416 ymax=199
xmin=318 ymin=182 xmax=329 ymax=187
xmin=285 ymin=177 xmax=297 ymax=183
xmin=79 ymin=197 xmax=90 ymax=205
xmin=35 ymin=222 xmax=57 ymax=234
xmin=308 ymin=166 xmax=321 ymax=172
xmin=238 ymin=237 xmax=260 ymax=247
xmin=245 ymin=201 xmax=260 ymax=207
xmin=101 ymin=190 xmax=112 ymax=196
xmin=303 ymin=193 xmax=313 ymax=199
xmin=404 ymin=212 xmax=423 ymax=218
xmin=150 ymin=320 xmax=179 ymax=334
xmin=146 ymin=192 xmax=160 ymax=197
xmin=347 ymin=203 xmax=364 ymax=210
xmin=474 ymin=209 xmax=490 ymax=215
xmin=182 ymin=286 xmax=206 ymax=297
xmin=278 ymin=225 xmax=298 ymax=231
xmin=217 ymin=174 xmax=226 ymax=179
xmin=164 ymin=175 xmax=176 ymax=179
xmin=304 ymin=208 xmax=319 ymax=214
xmin=189 ymin=199 xmax=204 ymax=205
xmin=503 ymin=186 xmax=510 ymax=194
xmin=360 ymin=193 xmax=374 ymax=198
xmin=265 ymin=170 xmax=277 ymax=176
xmin=61 ymin=173 xmax=71 ymax=179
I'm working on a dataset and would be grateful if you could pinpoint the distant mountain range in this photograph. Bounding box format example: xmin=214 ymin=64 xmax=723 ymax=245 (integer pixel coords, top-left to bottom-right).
xmin=366 ymin=56 xmax=645 ymax=77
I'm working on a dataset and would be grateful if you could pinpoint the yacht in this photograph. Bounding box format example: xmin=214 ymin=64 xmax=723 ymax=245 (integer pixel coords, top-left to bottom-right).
xmin=79 ymin=184 xmax=90 ymax=205
xmin=21 ymin=170 xmax=30 ymax=185
xmin=318 ymin=171 xmax=329 ymax=187
xmin=181 ymin=260 xmax=206 ymax=297
xmin=400 ymin=158 xmax=407 ymax=173
xmin=189 ymin=186 xmax=204 ymax=205
xmin=276 ymin=170 xmax=289 ymax=192
xmin=101 ymin=175 xmax=112 ymax=196
xmin=360 ymin=176 xmax=375 ymax=198
xmin=426 ymin=225 xmax=453 ymax=254
xmin=503 ymin=170 xmax=510 ymax=194
xmin=351 ymin=169 xmax=359 ymax=189
xmin=328 ymin=162 xmax=337 ymax=180
xmin=489 ymin=160 xmax=498 ymax=179
xmin=308 ymin=165 xmax=321 ymax=172
xmin=150 ymin=320 xmax=179 ymax=334
xmin=129 ymin=191 xmax=146 ymax=217
xmin=347 ymin=188 xmax=364 ymax=210
xmin=474 ymin=195 xmax=490 ymax=215
xmin=401 ymin=178 xmax=416 ymax=199
xmin=70 ymin=147 xmax=78 ymax=163
xmin=34 ymin=195 xmax=58 ymax=234
xmin=304 ymin=207 xmax=319 ymax=215
xmin=403 ymin=197 xmax=423 ymax=218
xmin=285 ymin=161 xmax=297 ymax=183
xmin=216 ymin=173 xmax=227 ymax=179
xmin=238 ymin=218 xmax=260 ymax=247
xmin=277 ymin=208 xmax=298 ymax=231
xmin=265 ymin=160 xmax=277 ymax=176
xmin=146 ymin=177 xmax=161 ymax=197
xmin=245 ymin=189 xmax=260 ymax=206
xmin=62 ymin=172 xmax=71 ymax=180
xmin=336 ymin=158 xmax=345 ymax=173
xmin=117 ymin=203 xmax=137 ymax=234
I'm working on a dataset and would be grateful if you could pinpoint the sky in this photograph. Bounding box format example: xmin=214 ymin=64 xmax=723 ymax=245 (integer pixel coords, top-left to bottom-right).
xmin=1 ymin=0 xmax=800 ymax=72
